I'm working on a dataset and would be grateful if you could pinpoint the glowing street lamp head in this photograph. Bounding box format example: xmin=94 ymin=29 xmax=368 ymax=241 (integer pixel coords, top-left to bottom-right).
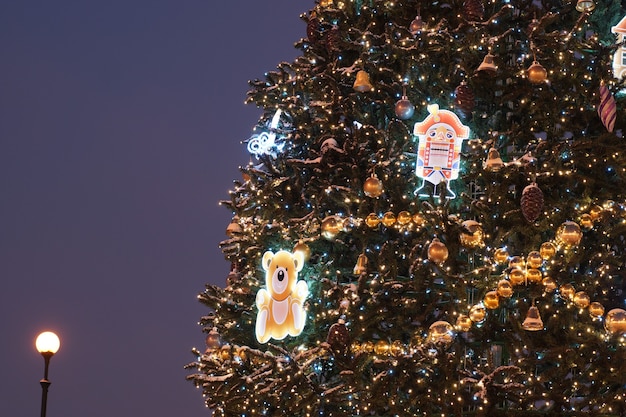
xmin=36 ymin=331 xmax=60 ymax=355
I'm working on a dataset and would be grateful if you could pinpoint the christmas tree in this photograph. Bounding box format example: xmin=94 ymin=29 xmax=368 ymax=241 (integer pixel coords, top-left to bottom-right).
xmin=186 ymin=0 xmax=626 ymax=416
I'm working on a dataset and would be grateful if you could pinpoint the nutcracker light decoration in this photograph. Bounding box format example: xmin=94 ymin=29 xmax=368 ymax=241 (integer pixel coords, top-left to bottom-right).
xmin=413 ymin=104 xmax=470 ymax=198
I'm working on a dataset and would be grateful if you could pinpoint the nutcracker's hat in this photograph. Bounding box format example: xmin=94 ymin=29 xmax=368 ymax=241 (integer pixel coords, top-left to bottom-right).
xmin=413 ymin=104 xmax=470 ymax=138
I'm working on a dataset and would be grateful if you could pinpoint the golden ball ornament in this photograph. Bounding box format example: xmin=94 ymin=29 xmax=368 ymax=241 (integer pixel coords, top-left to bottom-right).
xmin=363 ymin=175 xmax=383 ymax=198
xmin=588 ymin=301 xmax=605 ymax=318
xmin=483 ymin=291 xmax=500 ymax=309
xmin=293 ymin=240 xmax=311 ymax=261
xmin=556 ymin=221 xmax=582 ymax=247
xmin=428 ymin=321 xmax=455 ymax=345
xmin=427 ymin=238 xmax=449 ymax=264
xmin=469 ymin=304 xmax=487 ymax=322
xmin=220 ymin=345 xmax=232 ymax=361
xmin=365 ymin=213 xmax=381 ymax=228
xmin=589 ymin=204 xmax=603 ymax=220
xmin=559 ymin=283 xmax=576 ymax=300
xmin=526 ymin=251 xmax=543 ymax=269
xmin=573 ymin=291 xmax=590 ymax=309
xmin=497 ymin=279 xmax=513 ymax=298
xmin=508 ymin=256 xmax=525 ymax=269
xmin=579 ymin=213 xmax=593 ymax=230
xmin=604 ymin=308 xmax=626 ymax=335
xmin=374 ymin=340 xmax=390 ymax=355
xmin=382 ymin=211 xmax=396 ymax=227
xmin=509 ymin=267 xmax=526 ymax=286
xmin=397 ymin=210 xmax=412 ymax=226
xmin=460 ymin=220 xmax=484 ymax=248
xmin=361 ymin=341 xmax=374 ymax=353
xmin=542 ymin=276 xmax=557 ymax=292
xmin=494 ymin=247 xmax=509 ymax=264
xmin=412 ymin=213 xmax=426 ymax=227
xmin=527 ymin=61 xmax=548 ymax=84
xmin=540 ymin=241 xmax=557 ymax=259
xmin=456 ymin=314 xmax=473 ymax=332
xmin=526 ymin=268 xmax=543 ymax=283
xmin=390 ymin=340 xmax=405 ymax=357
xmin=321 ymin=215 xmax=342 ymax=240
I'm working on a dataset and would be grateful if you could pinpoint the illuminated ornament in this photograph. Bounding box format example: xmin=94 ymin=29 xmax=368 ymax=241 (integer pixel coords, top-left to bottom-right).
xmin=412 ymin=213 xmax=426 ymax=227
xmin=382 ymin=211 xmax=396 ymax=227
xmin=293 ymin=240 xmax=311 ymax=262
xmin=580 ymin=213 xmax=593 ymax=230
xmin=321 ymin=216 xmax=342 ymax=240
xmin=522 ymin=305 xmax=544 ymax=331
xmin=469 ymin=304 xmax=486 ymax=322
xmin=255 ymin=250 xmax=308 ymax=343
xmin=395 ymin=84 xmax=415 ymax=120
xmin=559 ymin=283 xmax=576 ymax=301
xmin=205 ymin=327 xmax=222 ymax=352
xmin=374 ymin=340 xmax=390 ymax=355
xmin=353 ymin=253 xmax=368 ymax=275
xmin=483 ymin=148 xmax=504 ymax=171
xmin=497 ymin=279 xmax=513 ymax=298
xmin=542 ymin=276 xmax=557 ymax=292
xmin=521 ymin=183 xmax=544 ymax=223
xmin=363 ymin=175 xmax=383 ymax=197
xmin=220 ymin=345 xmax=232 ymax=361
xmin=361 ymin=341 xmax=374 ymax=353
xmin=459 ymin=220 xmax=483 ymax=248
xmin=476 ymin=53 xmax=497 ymax=74
xmin=247 ymin=109 xmax=286 ymax=159
xmin=526 ymin=268 xmax=542 ymax=283
xmin=397 ymin=211 xmax=412 ymax=226
xmin=226 ymin=217 xmax=242 ymax=237
xmin=573 ymin=291 xmax=590 ymax=308
xmin=428 ymin=321 xmax=455 ymax=345
xmin=365 ymin=213 xmax=380 ymax=228
xmin=327 ymin=318 xmax=350 ymax=356
xmin=456 ymin=314 xmax=473 ymax=332
xmin=319 ymin=0 xmax=333 ymax=6
xmin=556 ymin=221 xmax=583 ymax=247
xmin=575 ymin=0 xmax=595 ymax=13
xmin=604 ymin=308 xmax=626 ymax=335
xmin=526 ymin=251 xmax=543 ymax=269
xmin=598 ymin=81 xmax=616 ymax=132
xmin=483 ymin=291 xmax=500 ymax=309
xmin=427 ymin=238 xmax=449 ymax=264
xmin=527 ymin=61 xmax=548 ymax=84
xmin=390 ymin=340 xmax=405 ymax=356
xmin=353 ymin=70 xmax=373 ymax=92
xmin=589 ymin=204 xmax=603 ymax=220
xmin=454 ymin=81 xmax=475 ymax=117
xmin=413 ymin=104 xmax=470 ymax=198
xmin=589 ymin=301 xmax=605 ymax=318
xmin=494 ymin=247 xmax=509 ymax=264
xmin=508 ymin=256 xmax=525 ymax=270
xmin=509 ymin=267 xmax=526 ymax=286
xmin=540 ymin=242 xmax=557 ymax=259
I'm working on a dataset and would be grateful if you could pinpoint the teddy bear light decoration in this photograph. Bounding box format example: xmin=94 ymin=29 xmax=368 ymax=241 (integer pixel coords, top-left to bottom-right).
xmin=255 ymin=249 xmax=309 ymax=343
xmin=414 ymin=104 xmax=470 ymax=198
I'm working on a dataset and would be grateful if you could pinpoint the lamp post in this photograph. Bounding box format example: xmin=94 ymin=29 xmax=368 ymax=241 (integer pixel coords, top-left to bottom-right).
xmin=35 ymin=331 xmax=60 ymax=417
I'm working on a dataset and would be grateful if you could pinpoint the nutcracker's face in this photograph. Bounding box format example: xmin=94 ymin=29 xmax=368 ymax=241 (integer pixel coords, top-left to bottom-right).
xmin=426 ymin=124 xmax=456 ymax=144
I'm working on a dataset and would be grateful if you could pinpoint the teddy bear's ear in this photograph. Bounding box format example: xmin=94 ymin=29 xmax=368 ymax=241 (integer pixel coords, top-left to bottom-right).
xmin=292 ymin=250 xmax=305 ymax=272
xmin=262 ymin=251 xmax=274 ymax=271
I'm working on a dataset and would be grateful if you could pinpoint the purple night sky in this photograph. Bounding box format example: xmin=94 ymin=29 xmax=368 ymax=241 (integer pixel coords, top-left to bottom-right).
xmin=0 ymin=2 xmax=307 ymax=416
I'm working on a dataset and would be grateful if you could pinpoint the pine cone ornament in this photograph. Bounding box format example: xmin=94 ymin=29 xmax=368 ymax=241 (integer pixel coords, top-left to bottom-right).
xmin=454 ymin=82 xmax=475 ymax=116
xmin=463 ymin=0 xmax=484 ymax=21
xmin=325 ymin=25 xmax=340 ymax=55
xmin=327 ymin=318 xmax=350 ymax=356
xmin=521 ymin=183 xmax=544 ymax=223
xmin=307 ymin=14 xmax=321 ymax=44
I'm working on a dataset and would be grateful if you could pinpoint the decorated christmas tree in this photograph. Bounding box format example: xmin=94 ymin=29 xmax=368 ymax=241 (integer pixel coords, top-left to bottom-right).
xmin=186 ymin=0 xmax=626 ymax=416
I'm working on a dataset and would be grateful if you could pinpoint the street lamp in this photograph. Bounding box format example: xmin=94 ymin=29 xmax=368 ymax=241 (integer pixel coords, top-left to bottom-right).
xmin=35 ymin=331 xmax=60 ymax=417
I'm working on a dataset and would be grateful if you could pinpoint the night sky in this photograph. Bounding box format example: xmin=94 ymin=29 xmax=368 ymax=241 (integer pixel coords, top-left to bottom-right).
xmin=0 ymin=2 xmax=307 ymax=416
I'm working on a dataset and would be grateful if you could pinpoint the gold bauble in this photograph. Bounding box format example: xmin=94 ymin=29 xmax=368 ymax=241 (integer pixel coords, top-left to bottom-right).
xmin=497 ymin=279 xmax=513 ymax=298
xmin=559 ymin=283 xmax=576 ymax=300
xmin=589 ymin=204 xmax=603 ymax=220
xmin=320 ymin=0 xmax=333 ymax=6
xmin=428 ymin=321 xmax=455 ymax=345
xmin=483 ymin=291 xmax=500 ymax=309
xmin=390 ymin=340 xmax=405 ymax=356
xmin=526 ymin=251 xmax=543 ymax=269
xmin=588 ymin=301 xmax=605 ymax=318
xmin=509 ymin=267 xmax=526 ymax=286
xmin=542 ymin=276 xmax=557 ymax=292
xmin=469 ymin=304 xmax=487 ymax=322
xmin=573 ymin=291 xmax=590 ymax=309
xmin=374 ymin=340 xmax=390 ymax=355
xmin=540 ymin=241 xmax=557 ymax=259
xmin=427 ymin=238 xmax=449 ymax=264
xmin=412 ymin=213 xmax=426 ymax=227
xmin=220 ymin=345 xmax=232 ymax=361
xmin=527 ymin=61 xmax=547 ymax=84
xmin=526 ymin=268 xmax=543 ymax=283
xmin=456 ymin=314 xmax=473 ymax=332
xmin=605 ymin=308 xmax=626 ymax=335
xmin=397 ymin=210 xmax=412 ymax=225
xmin=363 ymin=175 xmax=383 ymax=197
xmin=293 ymin=240 xmax=311 ymax=261
xmin=382 ymin=211 xmax=396 ymax=227
xmin=509 ymin=256 xmax=525 ymax=269
xmin=460 ymin=220 xmax=484 ymax=248
xmin=494 ymin=247 xmax=509 ymax=264
xmin=321 ymin=215 xmax=342 ymax=240
xmin=365 ymin=213 xmax=381 ymax=228
xmin=361 ymin=341 xmax=374 ymax=353
xmin=556 ymin=221 xmax=582 ymax=247
xmin=579 ymin=213 xmax=593 ymax=230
